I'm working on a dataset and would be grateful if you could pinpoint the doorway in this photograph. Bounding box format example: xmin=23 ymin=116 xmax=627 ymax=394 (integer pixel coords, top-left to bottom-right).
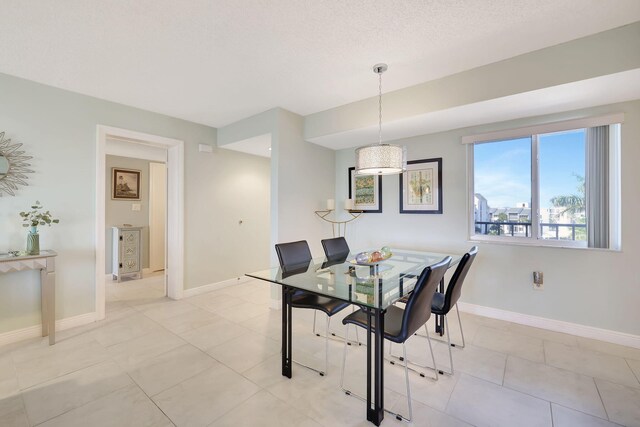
xmin=104 ymin=153 xmax=166 ymax=294
xmin=149 ymin=162 xmax=167 ymax=273
xmin=96 ymin=125 xmax=184 ymax=321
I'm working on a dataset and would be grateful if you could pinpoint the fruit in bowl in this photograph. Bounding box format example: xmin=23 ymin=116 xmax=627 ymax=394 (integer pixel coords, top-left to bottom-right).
xmin=353 ymin=247 xmax=393 ymax=264
xmin=355 ymin=252 xmax=371 ymax=264
xmin=380 ymin=246 xmax=392 ymax=259
xmin=370 ymin=251 xmax=383 ymax=262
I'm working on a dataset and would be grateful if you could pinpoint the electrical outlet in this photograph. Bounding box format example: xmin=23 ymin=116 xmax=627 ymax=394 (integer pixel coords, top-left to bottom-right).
xmin=533 ymin=271 xmax=544 ymax=290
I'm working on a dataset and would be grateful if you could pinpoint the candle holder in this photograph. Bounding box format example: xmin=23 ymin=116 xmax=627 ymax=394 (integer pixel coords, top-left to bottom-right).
xmin=314 ymin=209 xmax=363 ymax=237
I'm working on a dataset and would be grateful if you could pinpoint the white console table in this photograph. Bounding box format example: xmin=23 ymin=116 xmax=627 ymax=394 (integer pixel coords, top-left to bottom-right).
xmin=0 ymin=250 xmax=57 ymax=345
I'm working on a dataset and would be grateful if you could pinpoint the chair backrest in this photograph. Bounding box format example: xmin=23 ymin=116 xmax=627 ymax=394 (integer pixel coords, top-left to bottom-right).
xmin=401 ymin=256 xmax=451 ymax=341
xmin=281 ymin=262 xmax=312 ymax=279
xmin=321 ymin=237 xmax=350 ymax=262
xmin=443 ymin=246 xmax=478 ymax=313
xmin=275 ymin=240 xmax=312 ymax=268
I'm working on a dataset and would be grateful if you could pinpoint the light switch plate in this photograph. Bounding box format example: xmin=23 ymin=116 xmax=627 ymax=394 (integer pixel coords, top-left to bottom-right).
xmin=199 ymin=143 xmax=213 ymax=153
xmin=533 ymin=271 xmax=544 ymax=290
xmin=132 ymin=203 xmax=141 ymax=211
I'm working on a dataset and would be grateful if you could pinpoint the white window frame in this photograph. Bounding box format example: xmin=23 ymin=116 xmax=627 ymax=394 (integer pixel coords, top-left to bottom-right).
xmin=465 ymin=114 xmax=623 ymax=250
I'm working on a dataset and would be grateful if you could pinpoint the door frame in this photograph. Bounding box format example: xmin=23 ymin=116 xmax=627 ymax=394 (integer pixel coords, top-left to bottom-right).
xmin=96 ymin=125 xmax=184 ymax=320
xmin=149 ymin=162 xmax=167 ymax=273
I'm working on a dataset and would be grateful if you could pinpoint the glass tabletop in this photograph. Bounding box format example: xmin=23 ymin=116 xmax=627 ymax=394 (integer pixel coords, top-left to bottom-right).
xmin=246 ymin=249 xmax=461 ymax=310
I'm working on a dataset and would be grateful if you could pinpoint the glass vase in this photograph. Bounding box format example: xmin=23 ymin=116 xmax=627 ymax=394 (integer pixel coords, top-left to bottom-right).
xmin=26 ymin=227 xmax=40 ymax=255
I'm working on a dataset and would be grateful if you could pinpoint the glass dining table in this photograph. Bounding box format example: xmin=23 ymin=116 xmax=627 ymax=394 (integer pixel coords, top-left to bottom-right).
xmin=246 ymin=249 xmax=462 ymax=426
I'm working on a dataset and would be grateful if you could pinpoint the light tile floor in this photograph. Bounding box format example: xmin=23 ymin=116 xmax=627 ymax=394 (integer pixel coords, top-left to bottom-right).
xmin=1 ymin=276 xmax=639 ymax=426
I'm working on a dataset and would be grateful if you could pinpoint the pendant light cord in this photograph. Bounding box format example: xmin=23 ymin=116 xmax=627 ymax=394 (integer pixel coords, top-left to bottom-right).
xmin=378 ymin=72 xmax=383 ymax=145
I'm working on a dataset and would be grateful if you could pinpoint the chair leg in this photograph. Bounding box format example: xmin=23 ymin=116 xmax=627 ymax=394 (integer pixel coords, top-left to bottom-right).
xmin=444 ymin=315 xmax=454 ymax=375
xmin=341 ymin=329 xmax=412 ymax=423
xmin=414 ymin=309 xmax=465 ymax=349
xmin=352 ymin=306 xmax=361 ymax=345
xmin=455 ymin=303 xmax=466 ymax=348
xmin=425 ymin=327 xmax=439 ymax=381
xmin=410 ymin=315 xmax=454 ymax=376
xmin=333 ymin=306 xmax=361 ymax=346
xmin=313 ymin=311 xmax=319 ymax=336
xmin=292 ymin=353 xmax=326 ymax=376
xmin=288 ymin=309 xmax=326 ymax=376
xmin=312 ymin=308 xmax=359 ymax=346
xmin=387 ymin=334 xmax=440 ymax=380
xmin=340 ymin=324 xmax=349 ymax=390
xmin=402 ymin=344 xmax=413 ymax=422
xmin=325 ymin=315 xmax=330 ymax=375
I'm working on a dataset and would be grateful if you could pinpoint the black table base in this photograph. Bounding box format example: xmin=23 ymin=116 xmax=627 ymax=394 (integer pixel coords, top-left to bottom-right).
xmin=282 ymin=286 xmax=293 ymax=378
xmin=365 ymin=307 xmax=385 ymax=425
xmin=281 ymin=286 xmax=387 ymax=426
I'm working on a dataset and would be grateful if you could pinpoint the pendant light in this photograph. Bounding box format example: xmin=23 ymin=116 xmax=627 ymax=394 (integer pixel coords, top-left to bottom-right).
xmin=355 ymin=63 xmax=406 ymax=175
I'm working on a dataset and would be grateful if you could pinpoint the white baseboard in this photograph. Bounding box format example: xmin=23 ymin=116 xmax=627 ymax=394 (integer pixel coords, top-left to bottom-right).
xmin=0 ymin=312 xmax=97 ymax=347
xmin=182 ymin=276 xmax=251 ymax=298
xmin=457 ymin=302 xmax=640 ymax=350
xmin=57 ymin=312 xmax=97 ymax=330
xmin=105 ymin=268 xmax=154 ymax=282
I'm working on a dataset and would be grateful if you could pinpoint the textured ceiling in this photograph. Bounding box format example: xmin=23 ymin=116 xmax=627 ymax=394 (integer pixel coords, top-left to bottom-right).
xmin=1 ymin=1 xmax=639 ymax=128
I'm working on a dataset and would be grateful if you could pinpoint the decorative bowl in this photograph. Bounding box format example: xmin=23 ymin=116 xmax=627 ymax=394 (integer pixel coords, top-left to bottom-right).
xmin=349 ymin=254 xmax=392 ymax=266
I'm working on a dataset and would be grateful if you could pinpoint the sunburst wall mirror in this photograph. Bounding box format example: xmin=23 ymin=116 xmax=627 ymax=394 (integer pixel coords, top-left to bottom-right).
xmin=0 ymin=132 xmax=34 ymax=196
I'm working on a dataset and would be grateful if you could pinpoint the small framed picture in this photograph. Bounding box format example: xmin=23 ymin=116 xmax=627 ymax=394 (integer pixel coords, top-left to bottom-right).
xmin=399 ymin=158 xmax=442 ymax=214
xmin=349 ymin=167 xmax=382 ymax=213
xmin=112 ymin=168 xmax=141 ymax=200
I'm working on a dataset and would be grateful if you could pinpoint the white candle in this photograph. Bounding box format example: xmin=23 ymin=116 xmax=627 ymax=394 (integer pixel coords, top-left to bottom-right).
xmin=327 ymin=271 xmax=335 ymax=286
xmin=327 ymin=199 xmax=335 ymax=210
xmin=344 ymin=199 xmax=354 ymax=210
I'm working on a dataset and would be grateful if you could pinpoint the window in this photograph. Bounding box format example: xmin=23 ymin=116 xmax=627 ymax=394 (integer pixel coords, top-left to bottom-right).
xmin=539 ymin=129 xmax=586 ymax=243
xmin=466 ymin=115 xmax=622 ymax=249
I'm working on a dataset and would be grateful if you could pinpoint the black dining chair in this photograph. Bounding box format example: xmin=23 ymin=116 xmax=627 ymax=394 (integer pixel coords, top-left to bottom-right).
xmin=428 ymin=246 xmax=478 ymax=375
xmin=275 ymin=240 xmax=350 ymax=376
xmin=320 ymin=237 xmax=361 ymax=345
xmin=340 ymin=256 xmax=451 ymax=422
xmin=317 ymin=237 xmax=351 ymax=336
xmin=321 ymin=237 xmax=350 ymax=262
xmin=392 ymin=246 xmax=478 ymax=376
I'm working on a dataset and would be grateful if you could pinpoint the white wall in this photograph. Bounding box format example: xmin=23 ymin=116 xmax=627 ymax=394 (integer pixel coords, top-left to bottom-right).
xmin=216 ymin=108 xmax=336 ymax=308
xmin=335 ymin=100 xmax=640 ymax=336
xmin=0 ymin=72 xmax=271 ymax=334
xmin=274 ymin=109 xmax=336 ymax=258
xmin=218 ymin=108 xmax=337 ymax=263
xmin=184 ymin=147 xmax=271 ymax=289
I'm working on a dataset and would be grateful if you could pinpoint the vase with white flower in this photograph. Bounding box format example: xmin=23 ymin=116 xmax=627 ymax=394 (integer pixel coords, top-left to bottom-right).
xmin=19 ymin=201 xmax=59 ymax=255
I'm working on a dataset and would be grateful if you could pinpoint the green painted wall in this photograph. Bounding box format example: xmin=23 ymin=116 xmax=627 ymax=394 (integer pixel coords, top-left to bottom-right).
xmin=335 ymin=100 xmax=640 ymax=335
xmin=0 ymin=72 xmax=270 ymax=333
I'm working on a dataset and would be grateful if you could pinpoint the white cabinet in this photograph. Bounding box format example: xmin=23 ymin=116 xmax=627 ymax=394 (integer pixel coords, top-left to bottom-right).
xmin=112 ymin=226 xmax=143 ymax=282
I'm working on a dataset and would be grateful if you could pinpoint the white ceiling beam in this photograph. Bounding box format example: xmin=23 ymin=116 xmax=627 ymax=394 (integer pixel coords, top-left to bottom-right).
xmin=304 ymin=23 xmax=640 ymax=147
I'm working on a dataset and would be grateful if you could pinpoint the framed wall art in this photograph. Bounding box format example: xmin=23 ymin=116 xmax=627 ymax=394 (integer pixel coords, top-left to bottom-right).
xmin=0 ymin=131 xmax=33 ymax=197
xmin=348 ymin=167 xmax=382 ymax=213
xmin=112 ymin=168 xmax=141 ymax=200
xmin=399 ymin=158 xmax=442 ymax=214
